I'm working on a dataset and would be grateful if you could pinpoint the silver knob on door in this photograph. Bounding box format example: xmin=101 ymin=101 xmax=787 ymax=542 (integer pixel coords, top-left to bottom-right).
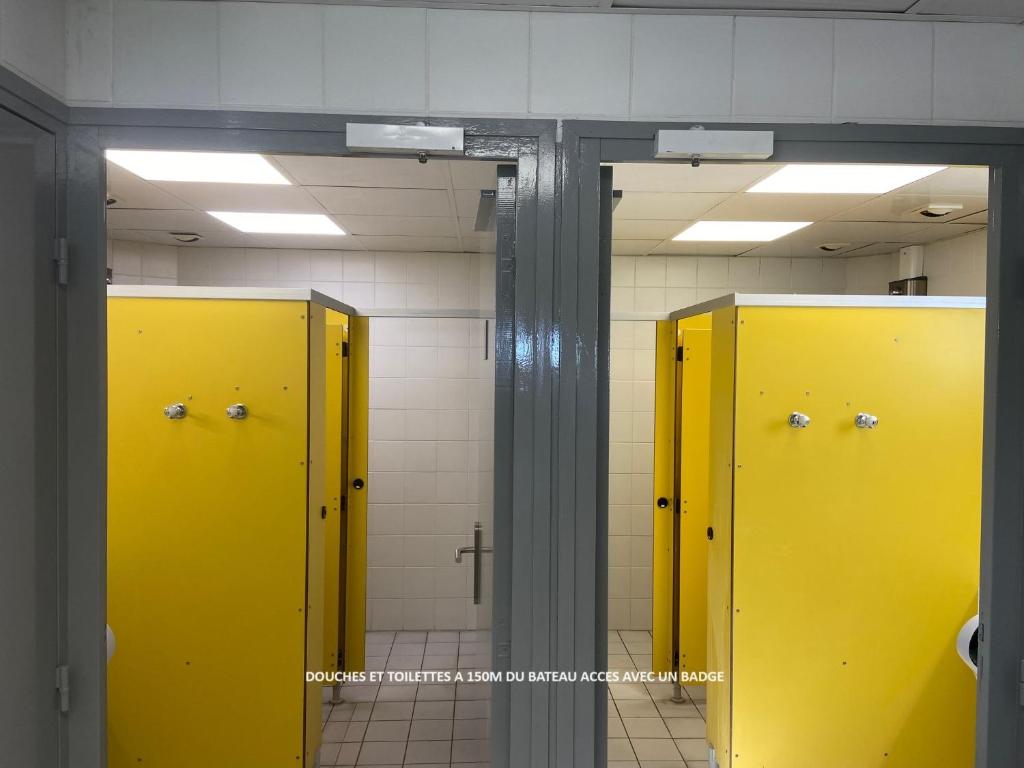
xmin=163 ymin=403 xmax=187 ymax=420
xmin=226 ymin=403 xmax=248 ymax=420
xmin=788 ymin=411 xmax=811 ymax=429
xmin=855 ymin=412 xmax=879 ymax=429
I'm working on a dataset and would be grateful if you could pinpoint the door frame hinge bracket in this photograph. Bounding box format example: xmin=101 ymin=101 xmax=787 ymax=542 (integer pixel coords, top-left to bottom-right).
xmin=54 ymin=237 xmax=69 ymax=286
xmin=56 ymin=665 xmax=70 ymax=713
xmin=1019 ymin=659 xmax=1024 ymax=707
xmin=341 ymin=341 xmax=350 ymax=358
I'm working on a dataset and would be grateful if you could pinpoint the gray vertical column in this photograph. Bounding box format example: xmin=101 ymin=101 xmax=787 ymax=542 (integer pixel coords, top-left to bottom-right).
xmin=65 ymin=126 xmax=109 ymax=768
xmin=977 ymin=161 xmax=1024 ymax=768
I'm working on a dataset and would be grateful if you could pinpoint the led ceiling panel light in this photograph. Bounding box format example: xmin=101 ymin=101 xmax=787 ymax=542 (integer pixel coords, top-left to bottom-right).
xmin=209 ymin=212 xmax=345 ymax=235
xmin=106 ymin=150 xmax=291 ymax=185
xmin=749 ymin=164 xmax=947 ymax=195
xmin=674 ymin=221 xmax=812 ymax=242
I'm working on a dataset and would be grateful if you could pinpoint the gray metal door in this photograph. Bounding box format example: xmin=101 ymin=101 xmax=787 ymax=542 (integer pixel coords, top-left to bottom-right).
xmin=0 ymin=105 xmax=60 ymax=766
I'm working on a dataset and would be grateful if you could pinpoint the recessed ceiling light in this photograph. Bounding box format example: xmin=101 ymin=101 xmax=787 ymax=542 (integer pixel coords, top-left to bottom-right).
xmin=106 ymin=150 xmax=291 ymax=185
xmin=674 ymin=221 xmax=812 ymax=242
xmin=748 ymin=164 xmax=946 ymax=195
xmin=209 ymin=211 xmax=345 ymax=236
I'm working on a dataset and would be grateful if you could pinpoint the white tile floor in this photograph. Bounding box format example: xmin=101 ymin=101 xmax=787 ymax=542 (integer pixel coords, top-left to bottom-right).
xmin=321 ymin=630 xmax=708 ymax=767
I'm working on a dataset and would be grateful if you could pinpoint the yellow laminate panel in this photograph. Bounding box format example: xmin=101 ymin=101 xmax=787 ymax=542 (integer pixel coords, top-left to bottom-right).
xmin=705 ymin=306 xmax=737 ymax=766
xmin=305 ymin=303 xmax=327 ymax=764
xmin=677 ymin=316 xmax=712 ymax=677
xmin=108 ymin=298 xmax=309 ymax=767
xmin=652 ymin=319 xmax=679 ymax=674
xmin=322 ymin=310 xmax=346 ymax=673
xmin=729 ymin=306 xmax=983 ymax=768
xmin=344 ymin=315 xmax=369 ymax=671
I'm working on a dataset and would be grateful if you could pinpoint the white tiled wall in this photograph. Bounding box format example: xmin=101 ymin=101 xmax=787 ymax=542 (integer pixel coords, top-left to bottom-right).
xmin=1 ymin=0 xmax=66 ymax=98
xmin=64 ymin=2 xmax=1024 ymax=126
xmin=176 ymin=247 xmax=495 ymax=312
xmin=366 ymin=317 xmax=494 ymax=631
xmin=107 ymin=239 xmax=178 ymax=284
xmin=608 ymin=253 xmax=844 ymax=630
xmin=611 ymin=254 xmax=846 ymax=312
xmin=169 ymin=244 xmax=496 ymax=631
xmin=844 ymin=229 xmax=987 ymax=296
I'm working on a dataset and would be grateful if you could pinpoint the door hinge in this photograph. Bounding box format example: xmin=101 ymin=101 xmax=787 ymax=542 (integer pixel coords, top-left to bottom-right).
xmin=674 ymin=498 xmax=681 ymax=515
xmin=1019 ymin=660 xmax=1024 ymax=707
xmin=54 ymin=238 xmax=69 ymax=286
xmin=340 ymin=494 xmax=347 ymax=513
xmin=672 ymin=651 xmax=680 ymax=666
xmin=56 ymin=665 xmax=70 ymax=713
xmin=676 ymin=346 xmax=684 ymax=362
xmin=341 ymin=341 xmax=349 ymax=358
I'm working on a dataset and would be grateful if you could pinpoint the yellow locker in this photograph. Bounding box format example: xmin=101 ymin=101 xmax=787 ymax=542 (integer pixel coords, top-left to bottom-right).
xmin=107 ymin=287 xmax=363 ymax=768
xmin=686 ymin=294 xmax=984 ymax=768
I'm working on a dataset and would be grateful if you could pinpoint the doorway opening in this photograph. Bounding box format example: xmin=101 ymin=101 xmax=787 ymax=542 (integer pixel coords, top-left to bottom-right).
xmin=604 ymin=159 xmax=989 ymax=767
xmin=104 ymin=150 xmax=506 ymax=767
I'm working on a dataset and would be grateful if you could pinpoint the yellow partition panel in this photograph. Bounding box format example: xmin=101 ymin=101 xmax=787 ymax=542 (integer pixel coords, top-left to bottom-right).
xmin=705 ymin=306 xmax=737 ymax=765
xmin=652 ymin=320 xmax=679 ymax=673
xmin=724 ymin=305 xmax=983 ymax=767
xmin=677 ymin=315 xmax=712 ymax=677
xmin=344 ymin=315 xmax=369 ymax=671
xmin=108 ymin=297 xmax=312 ymax=767
xmin=304 ymin=303 xmax=326 ymax=765
xmin=322 ymin=310 xmax=347 ymax=673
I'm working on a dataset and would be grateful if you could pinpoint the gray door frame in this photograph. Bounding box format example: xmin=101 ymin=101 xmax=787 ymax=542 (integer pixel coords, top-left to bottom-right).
xmin=0 ymin=68 xmax=70 ymax=768
xmin=560 ymin=119 xmax=1024 ymax=768
xmin=61 ymin=109 xmax=558 ymax=768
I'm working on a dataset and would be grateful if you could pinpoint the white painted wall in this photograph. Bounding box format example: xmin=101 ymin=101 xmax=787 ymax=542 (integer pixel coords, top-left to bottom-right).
xmin=844 ymin=229 xmax=987 ymax=296
xmin=63 ymin=1 xmax=1024 ymax=125
xmin=1 ymin=0 xmax=67 ymax=98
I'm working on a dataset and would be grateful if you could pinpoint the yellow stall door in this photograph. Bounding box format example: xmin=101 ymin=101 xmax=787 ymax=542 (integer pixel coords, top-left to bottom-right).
xmin=108 ymin=297 xmax=323 ymax=767
xmin=712 ymin=305 xmax=983 ymax=768
xmin=323 ymin=310 xmax=348 ymax=673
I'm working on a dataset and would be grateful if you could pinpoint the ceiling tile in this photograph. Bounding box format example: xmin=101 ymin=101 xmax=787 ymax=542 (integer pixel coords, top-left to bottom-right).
xmin=310 ymin=186 xmax=453 ymax=217
xmin=354 ymin=235 xmax=463 ymax=253
xmin=106 ymin=208 xmax=233 ymax=233
xmin=107 ymin=165 xmax=190 ymax=210
xmin=454 ymin=189 xmax=492 ymax=219
xmin=244 ymin=234 xmax=365 ymax=251
xmin=613 ymin=192 xmax=729 ymax=220
xmin=612 ymin=240 xmax=663 ymax=256
xmin=610 ymin=163 xmax=778 ymax=193
xmin=272 ymin=155 xmax=450 ymax=189
xmin=612 ymin=219 xmax=691 ymax=240
xmin=742 ymin=240 xmax=870 ymax=259
xmin=155 ymin=182 xmax=326 ymax=214
xmin=335 ymin=215 xmax=458 ymax=237
xmin=459 ymin=234 xmax=498 ymax=253
xmin=843 ymin=242 xmax=906 ymax=257
xmin=787 ymin=220 xmax=926 ymax=243
xmin=831 ymin=193 xmax=988 ymax=223
xmin=651 ymin=240 xmax=755 ymax=256
xmin=900 ymin=223 xmax=987 ymax=244
xmin=449 ymin=161 xmax=499 ymax=190
xmin=704 ymin=193 xmax=874 ymax=221
xmin=895 ymin=166 xmax=989 ymax=197
xmin=951 ymin=210 xmax=989 ymax=225
xmin=107 ymin=228 xmax=247 ymax=248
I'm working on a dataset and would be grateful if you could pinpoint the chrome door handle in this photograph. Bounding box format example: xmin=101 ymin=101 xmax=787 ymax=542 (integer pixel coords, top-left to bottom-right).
xmin=454 ymin=522 xmax=492 ymax=604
